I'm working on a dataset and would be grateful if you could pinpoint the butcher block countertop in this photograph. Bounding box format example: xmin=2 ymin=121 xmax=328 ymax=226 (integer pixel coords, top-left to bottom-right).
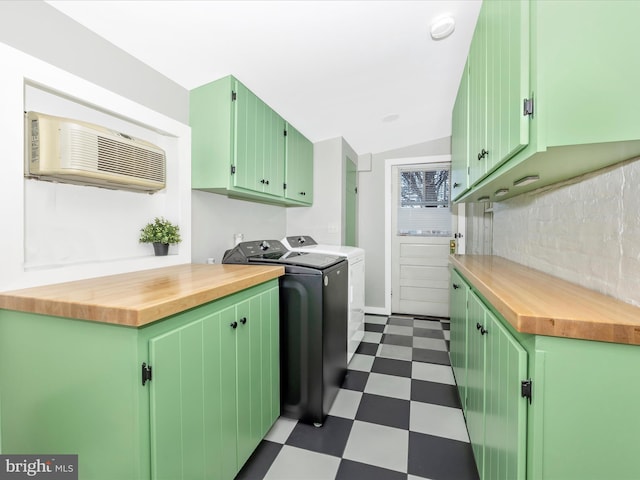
xmin=0 ymin=264 xmax=284 ymax=327
xmin=450 ymin=255 xmax=640 ymax=345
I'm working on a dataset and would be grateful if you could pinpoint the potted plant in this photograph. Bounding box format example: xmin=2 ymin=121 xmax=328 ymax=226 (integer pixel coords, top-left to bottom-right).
xmin=139 ymin=217 xmax=182 ymax=256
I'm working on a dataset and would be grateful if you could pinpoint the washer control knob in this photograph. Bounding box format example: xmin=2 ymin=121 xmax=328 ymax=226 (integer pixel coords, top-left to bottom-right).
xmin=259 ymin=240 xmax=271 ymax=251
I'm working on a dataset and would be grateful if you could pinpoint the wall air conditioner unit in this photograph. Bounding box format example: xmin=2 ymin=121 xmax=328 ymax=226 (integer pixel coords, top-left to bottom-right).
xmin=25 ymin=111 xmax=166 ymax=193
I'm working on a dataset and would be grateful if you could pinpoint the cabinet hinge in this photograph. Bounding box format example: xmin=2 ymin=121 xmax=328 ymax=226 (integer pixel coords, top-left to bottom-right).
xmin=283 ymin=129 xmax=287 ymax=137
xmin=283 ymin=182 xmax=287 ymax=190
xmin=355 ymin=187 xmax=358 ymax=194
xmin=523 ymin=97 xmax=534 ymax=117
xmin=521 ymin=379 xmax=532 ymax=404
xmin=141 ymin=362 xmax=152 ymax=386
xmin=231 ymin=91 xmax=237 ymax=101
xmin=231 ymin=165 xmax=236 ymax=175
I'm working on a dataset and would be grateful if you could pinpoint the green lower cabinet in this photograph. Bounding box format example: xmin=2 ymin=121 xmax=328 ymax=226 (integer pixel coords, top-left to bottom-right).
xmin=483 ymin=308 xmax=527 ymax=480
xmin=465 ymin=291 xmax=487 ymax=477
xmin=149 ymin=285 xmax=279 ymax=480
xmin=526 ymin=335 xmax=640 ymax=480
xmin=451 ymin=268 xmax=640 ymax=479
xmin=452 ymin=278 xmax=529 ymax=480
xmin=449 ymin=270 xmax=469 ymax=412
xmin=0 ymin=280 xmax=279 ymax=480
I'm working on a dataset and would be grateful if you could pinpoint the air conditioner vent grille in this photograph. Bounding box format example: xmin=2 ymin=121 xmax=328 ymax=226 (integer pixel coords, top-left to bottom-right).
xmin=97 ymin=136 xmax=165 ymax=182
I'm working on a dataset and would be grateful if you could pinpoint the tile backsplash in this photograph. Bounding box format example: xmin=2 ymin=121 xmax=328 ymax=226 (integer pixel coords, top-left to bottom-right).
xmin=491 ymin=156 xmax=640 ymax=308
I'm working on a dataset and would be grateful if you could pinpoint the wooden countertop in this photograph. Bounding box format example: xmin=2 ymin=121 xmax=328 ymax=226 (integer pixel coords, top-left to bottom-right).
xmin=450 ymin=255 xmax=640 ymax=345
xmin=0 ymin=264 xmax=284 ymax=327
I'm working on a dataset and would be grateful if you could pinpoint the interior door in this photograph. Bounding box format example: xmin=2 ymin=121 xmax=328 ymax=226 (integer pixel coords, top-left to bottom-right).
xmin=391 ymin=164 xmax=453 ymax=317
xmin=344 ymin=156 xmax=357 ymax=246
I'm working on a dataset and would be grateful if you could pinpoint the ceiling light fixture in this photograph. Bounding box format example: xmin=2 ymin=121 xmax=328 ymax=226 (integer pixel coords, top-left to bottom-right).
xmin=494 ymin=188 xmax=509 ymax=197
xmin=430 ymin=16 xmax=456 ymax=40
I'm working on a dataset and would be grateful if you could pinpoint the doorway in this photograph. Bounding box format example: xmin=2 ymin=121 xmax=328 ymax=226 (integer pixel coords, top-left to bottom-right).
xmin=344 ymin=156 xmax=357 ymax=246
xmin=390 ymin=162 xmax=453 ymax=317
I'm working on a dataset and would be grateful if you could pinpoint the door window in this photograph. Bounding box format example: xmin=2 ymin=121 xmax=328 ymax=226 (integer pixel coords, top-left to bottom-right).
xmin=397 ymin=165 xmax=451 ymax=237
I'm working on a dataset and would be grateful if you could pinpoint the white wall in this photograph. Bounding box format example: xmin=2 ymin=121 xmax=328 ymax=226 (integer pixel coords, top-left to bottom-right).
xmin=191 ymin=192 xmax=287 ymax=264
xmin=286 ymin=137 xmax=358 ymax=244
xmin=492 ymin=156 xmax=640 ymax=307
xmin=358 ymin=137 xmax=451 ymax=311
xmin=0 ymin=42 xmax=191 ymax=291
xmin=0 ymin=2 xmax=192 ymax=291
xmin=0 ymin=1 xmax=187 ymax=124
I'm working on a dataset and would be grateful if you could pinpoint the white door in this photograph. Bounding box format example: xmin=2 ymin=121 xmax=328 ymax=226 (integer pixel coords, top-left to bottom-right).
xmin=391 ymin=164 xmax=453 ymax=317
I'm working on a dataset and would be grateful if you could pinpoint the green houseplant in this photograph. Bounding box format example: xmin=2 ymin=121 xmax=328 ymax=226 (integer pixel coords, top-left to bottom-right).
xmin=139 ymin=217 xmax=182 ymax=256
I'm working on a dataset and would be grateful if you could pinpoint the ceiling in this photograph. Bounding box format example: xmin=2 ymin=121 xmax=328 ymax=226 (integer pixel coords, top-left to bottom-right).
xmin=46 ymin=0 xmax=481 ymax=155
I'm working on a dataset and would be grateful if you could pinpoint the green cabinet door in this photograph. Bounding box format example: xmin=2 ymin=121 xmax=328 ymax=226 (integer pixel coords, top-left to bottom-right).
xmin=489 ymin=0 xmax=529 ymax=170
xmin=148 ymin=306 xmax=238 ymax=480
xmin=284 ymin=122 xmax=313 ymax=205
xmin=464 ymin=288 xmax=528 ymax=480
xmin=234 ymin=80 xmax=285 ymax=198
xmin=451 ymin=60 xmax=470 ymax=200
xmin=468 ymin=1 xmax=488 ymax=187
xmin=483 ymin=308 xmax=527 ymax=480
xmin=148 ymin=283 xmax=280 ymax=480
xmin=449 ymin=270 xmax=469 ymax=411
xmin=235 ymin=286 xmax=280 ymax=468
xmin=465 ymin=291 xmax=486 ymax=478
xmin=468 ymin=0 xmax=530 ymax=189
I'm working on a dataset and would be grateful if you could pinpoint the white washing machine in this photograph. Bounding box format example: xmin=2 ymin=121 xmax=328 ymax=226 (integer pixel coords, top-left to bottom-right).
xmin=283 ymin=235 xmax=365 ymax=363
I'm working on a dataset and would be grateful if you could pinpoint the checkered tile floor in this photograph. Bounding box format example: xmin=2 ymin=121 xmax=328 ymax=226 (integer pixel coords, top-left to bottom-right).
xmin=236 ymin=314 xmax=479 ymax=480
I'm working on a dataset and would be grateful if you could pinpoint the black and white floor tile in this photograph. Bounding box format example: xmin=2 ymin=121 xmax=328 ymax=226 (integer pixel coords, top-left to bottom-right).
xmin=236 ymin=314 xmax=479 ymax=480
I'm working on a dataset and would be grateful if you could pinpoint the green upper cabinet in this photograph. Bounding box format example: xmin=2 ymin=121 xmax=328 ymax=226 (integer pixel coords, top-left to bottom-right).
xmin=233 ymin=81 xmax=285 ymax=198
xmin=190 ymin=75 xmax=312 ymax=206
xmin=459 ymin=0 xmax=530 ymax=195
xmin=284 ymin=122 xmax=313 ymax=205
xmin=451 ymin=60 xmax=470 ymax=198
xmin=467 ymin=4 xmax=489 ymax=187
xmin=455 ymin=0 xmax=640 ymax=202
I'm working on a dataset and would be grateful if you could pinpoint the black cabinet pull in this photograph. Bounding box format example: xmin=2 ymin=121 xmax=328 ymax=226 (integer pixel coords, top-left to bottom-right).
xmin=453 ymin=283 xmax=460 ymax=289
xmin=240 ymin=317 xmax=247 ymax=325
xmin=230 ymin=321 xmax=238 ymax=329
xmin=265 ymin=180 xmax=270 ymax=185
xmin=480 ymin=326 xmax=488 ymax=335
xmin=260 ymin=179 xmax=269 ymax=185
xmin=453 ymin=182 xmax=460 ymax=188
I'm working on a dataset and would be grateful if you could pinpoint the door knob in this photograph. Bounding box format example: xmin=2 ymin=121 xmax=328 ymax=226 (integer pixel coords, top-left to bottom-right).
xmin=240 ymin=317 xmax=247 ymax=325
xmin=230 ymin=321 xmax=238 ymax=329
